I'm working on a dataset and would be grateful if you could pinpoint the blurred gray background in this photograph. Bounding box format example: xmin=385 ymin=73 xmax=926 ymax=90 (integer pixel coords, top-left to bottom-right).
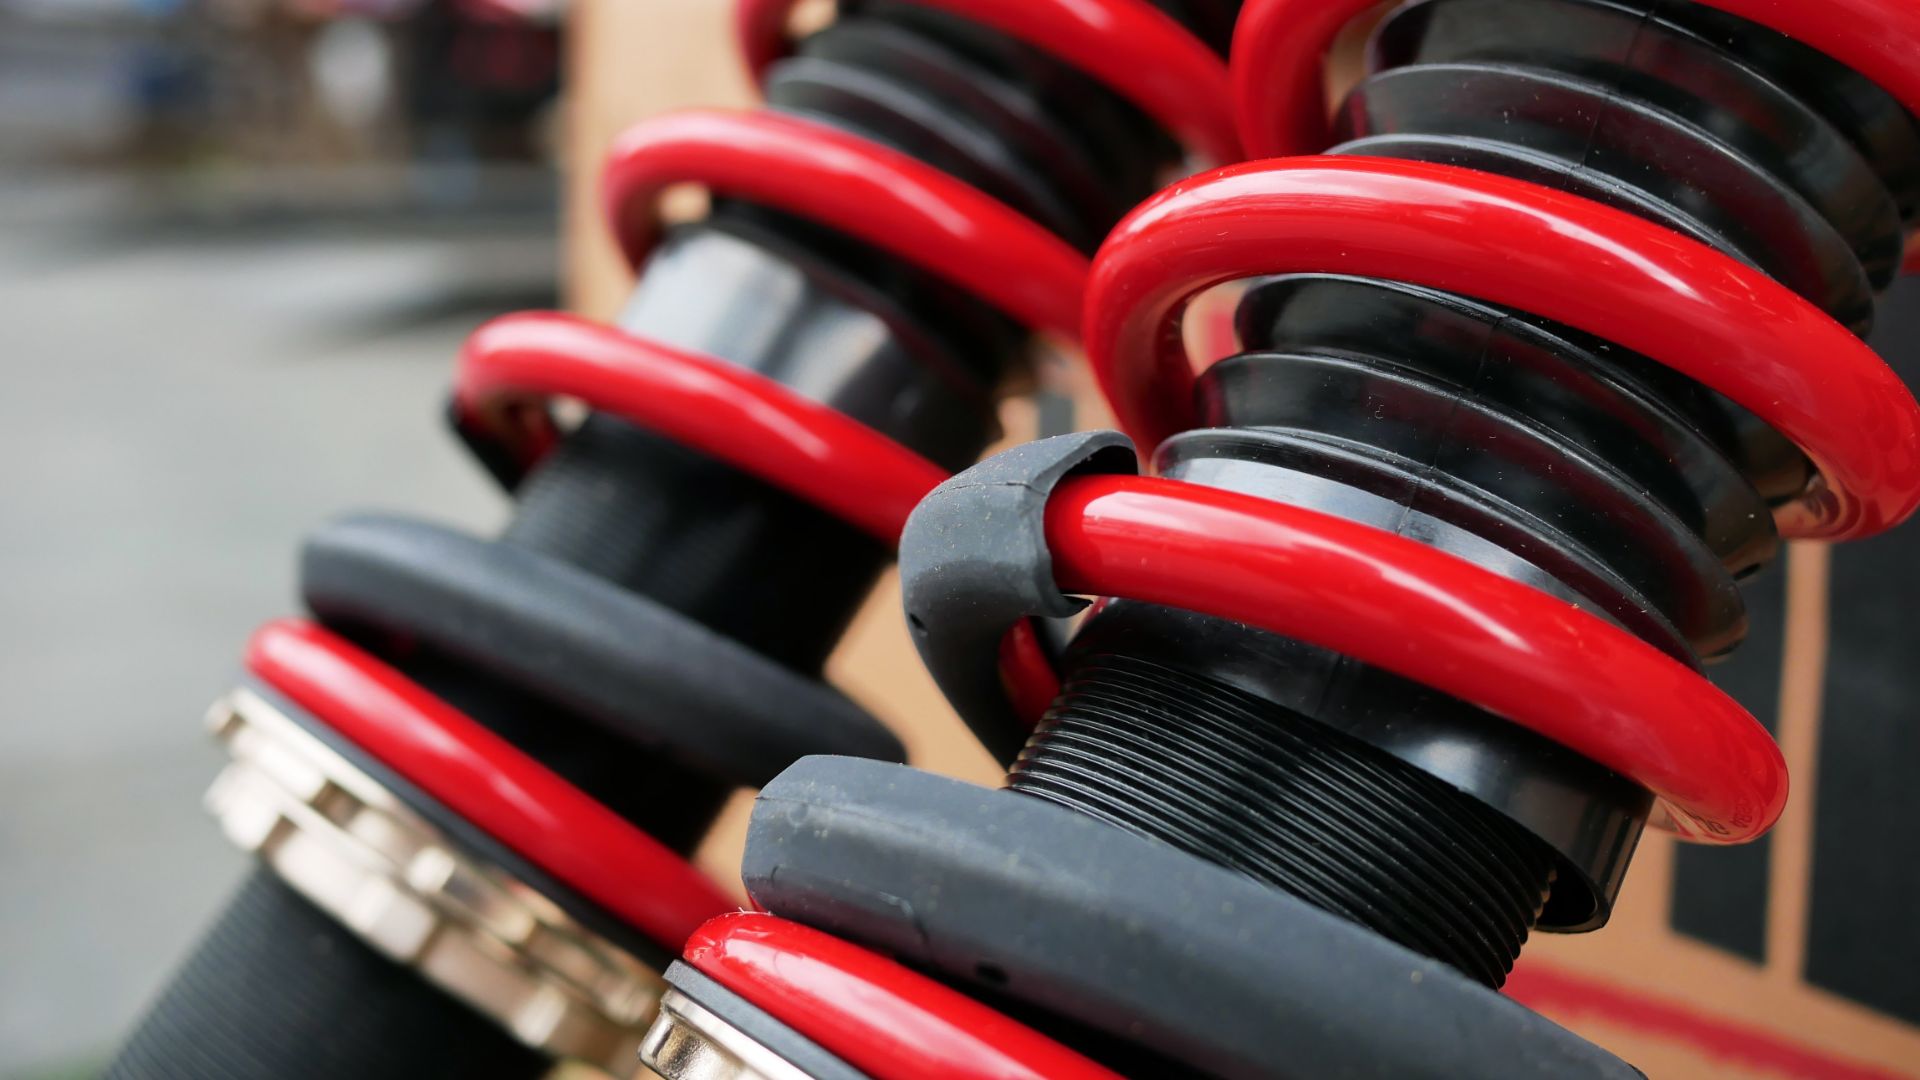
xmin=1 ymin=1 xmax=562 ymax=1073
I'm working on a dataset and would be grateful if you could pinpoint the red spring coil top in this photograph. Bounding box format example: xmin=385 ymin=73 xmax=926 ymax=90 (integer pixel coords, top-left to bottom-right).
xmin=1032 ymin=7 xmax=1920 ymax=846
xmin=735 ymin=0 xmax=1240 ymax=164
xmin=455 ymin=313 xmax=947 ymax=543
xmin=1234 ymin=0 xmax=1920 ymax=275
xmin=1088 ymin=156 xmax=1920 ymax=541
xmin=600 ymin=109 xmax=1089 ymax=340
xmin=1230 ymin=0 xmax=1920 ymax=161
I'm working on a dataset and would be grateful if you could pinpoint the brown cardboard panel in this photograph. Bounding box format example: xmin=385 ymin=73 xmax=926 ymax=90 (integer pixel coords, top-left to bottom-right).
xmin=563 ymin=0 xmax=752 ymax=323
xmin=572 ymin=4 xmax=1920 ymax=1075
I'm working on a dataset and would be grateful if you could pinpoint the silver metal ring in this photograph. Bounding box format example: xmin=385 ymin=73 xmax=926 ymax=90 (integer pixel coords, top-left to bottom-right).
xmin=639 ymin=988 xmax=814 ymax=1080
xmin=205 ymin=686 xmax=665 ymax=1075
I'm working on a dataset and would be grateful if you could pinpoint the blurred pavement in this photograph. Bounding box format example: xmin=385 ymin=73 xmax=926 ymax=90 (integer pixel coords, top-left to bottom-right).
xmin=0 ymin=181 xmax=550 ymax=1076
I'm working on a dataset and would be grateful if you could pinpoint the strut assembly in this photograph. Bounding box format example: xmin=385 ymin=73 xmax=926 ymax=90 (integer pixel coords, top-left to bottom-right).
xmin=110 ymin=1 xmax=1920 ymax=1079
xmin=107 ymin=0 xmax=1237 ymax=1077
xmin=648 ymin=0 xmax=1920 ymax=1078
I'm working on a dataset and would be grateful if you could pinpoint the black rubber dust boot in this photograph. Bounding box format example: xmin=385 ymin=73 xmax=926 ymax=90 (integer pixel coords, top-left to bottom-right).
xmin=104 ymin=869 xmax=550 ymax=1080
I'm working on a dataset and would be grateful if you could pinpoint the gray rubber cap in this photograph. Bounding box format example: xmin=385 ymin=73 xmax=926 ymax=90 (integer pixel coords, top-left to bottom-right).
xmin=898 ymin=431 xmax=1138 ymax=762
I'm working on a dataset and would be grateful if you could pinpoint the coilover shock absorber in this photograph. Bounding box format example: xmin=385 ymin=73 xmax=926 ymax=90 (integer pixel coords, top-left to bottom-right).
xmin=646 ymin=2 xmax=1920 ymax=1078
xmin=106 ymin=3 xmax=1241 ymax=1078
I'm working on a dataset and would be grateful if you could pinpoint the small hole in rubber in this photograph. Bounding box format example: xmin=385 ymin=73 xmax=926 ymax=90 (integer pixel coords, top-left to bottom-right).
xmin=975 ymin=962 xmax=1008 ymax=986
xmin=909 ymin=613 xmax=928 ymax=634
